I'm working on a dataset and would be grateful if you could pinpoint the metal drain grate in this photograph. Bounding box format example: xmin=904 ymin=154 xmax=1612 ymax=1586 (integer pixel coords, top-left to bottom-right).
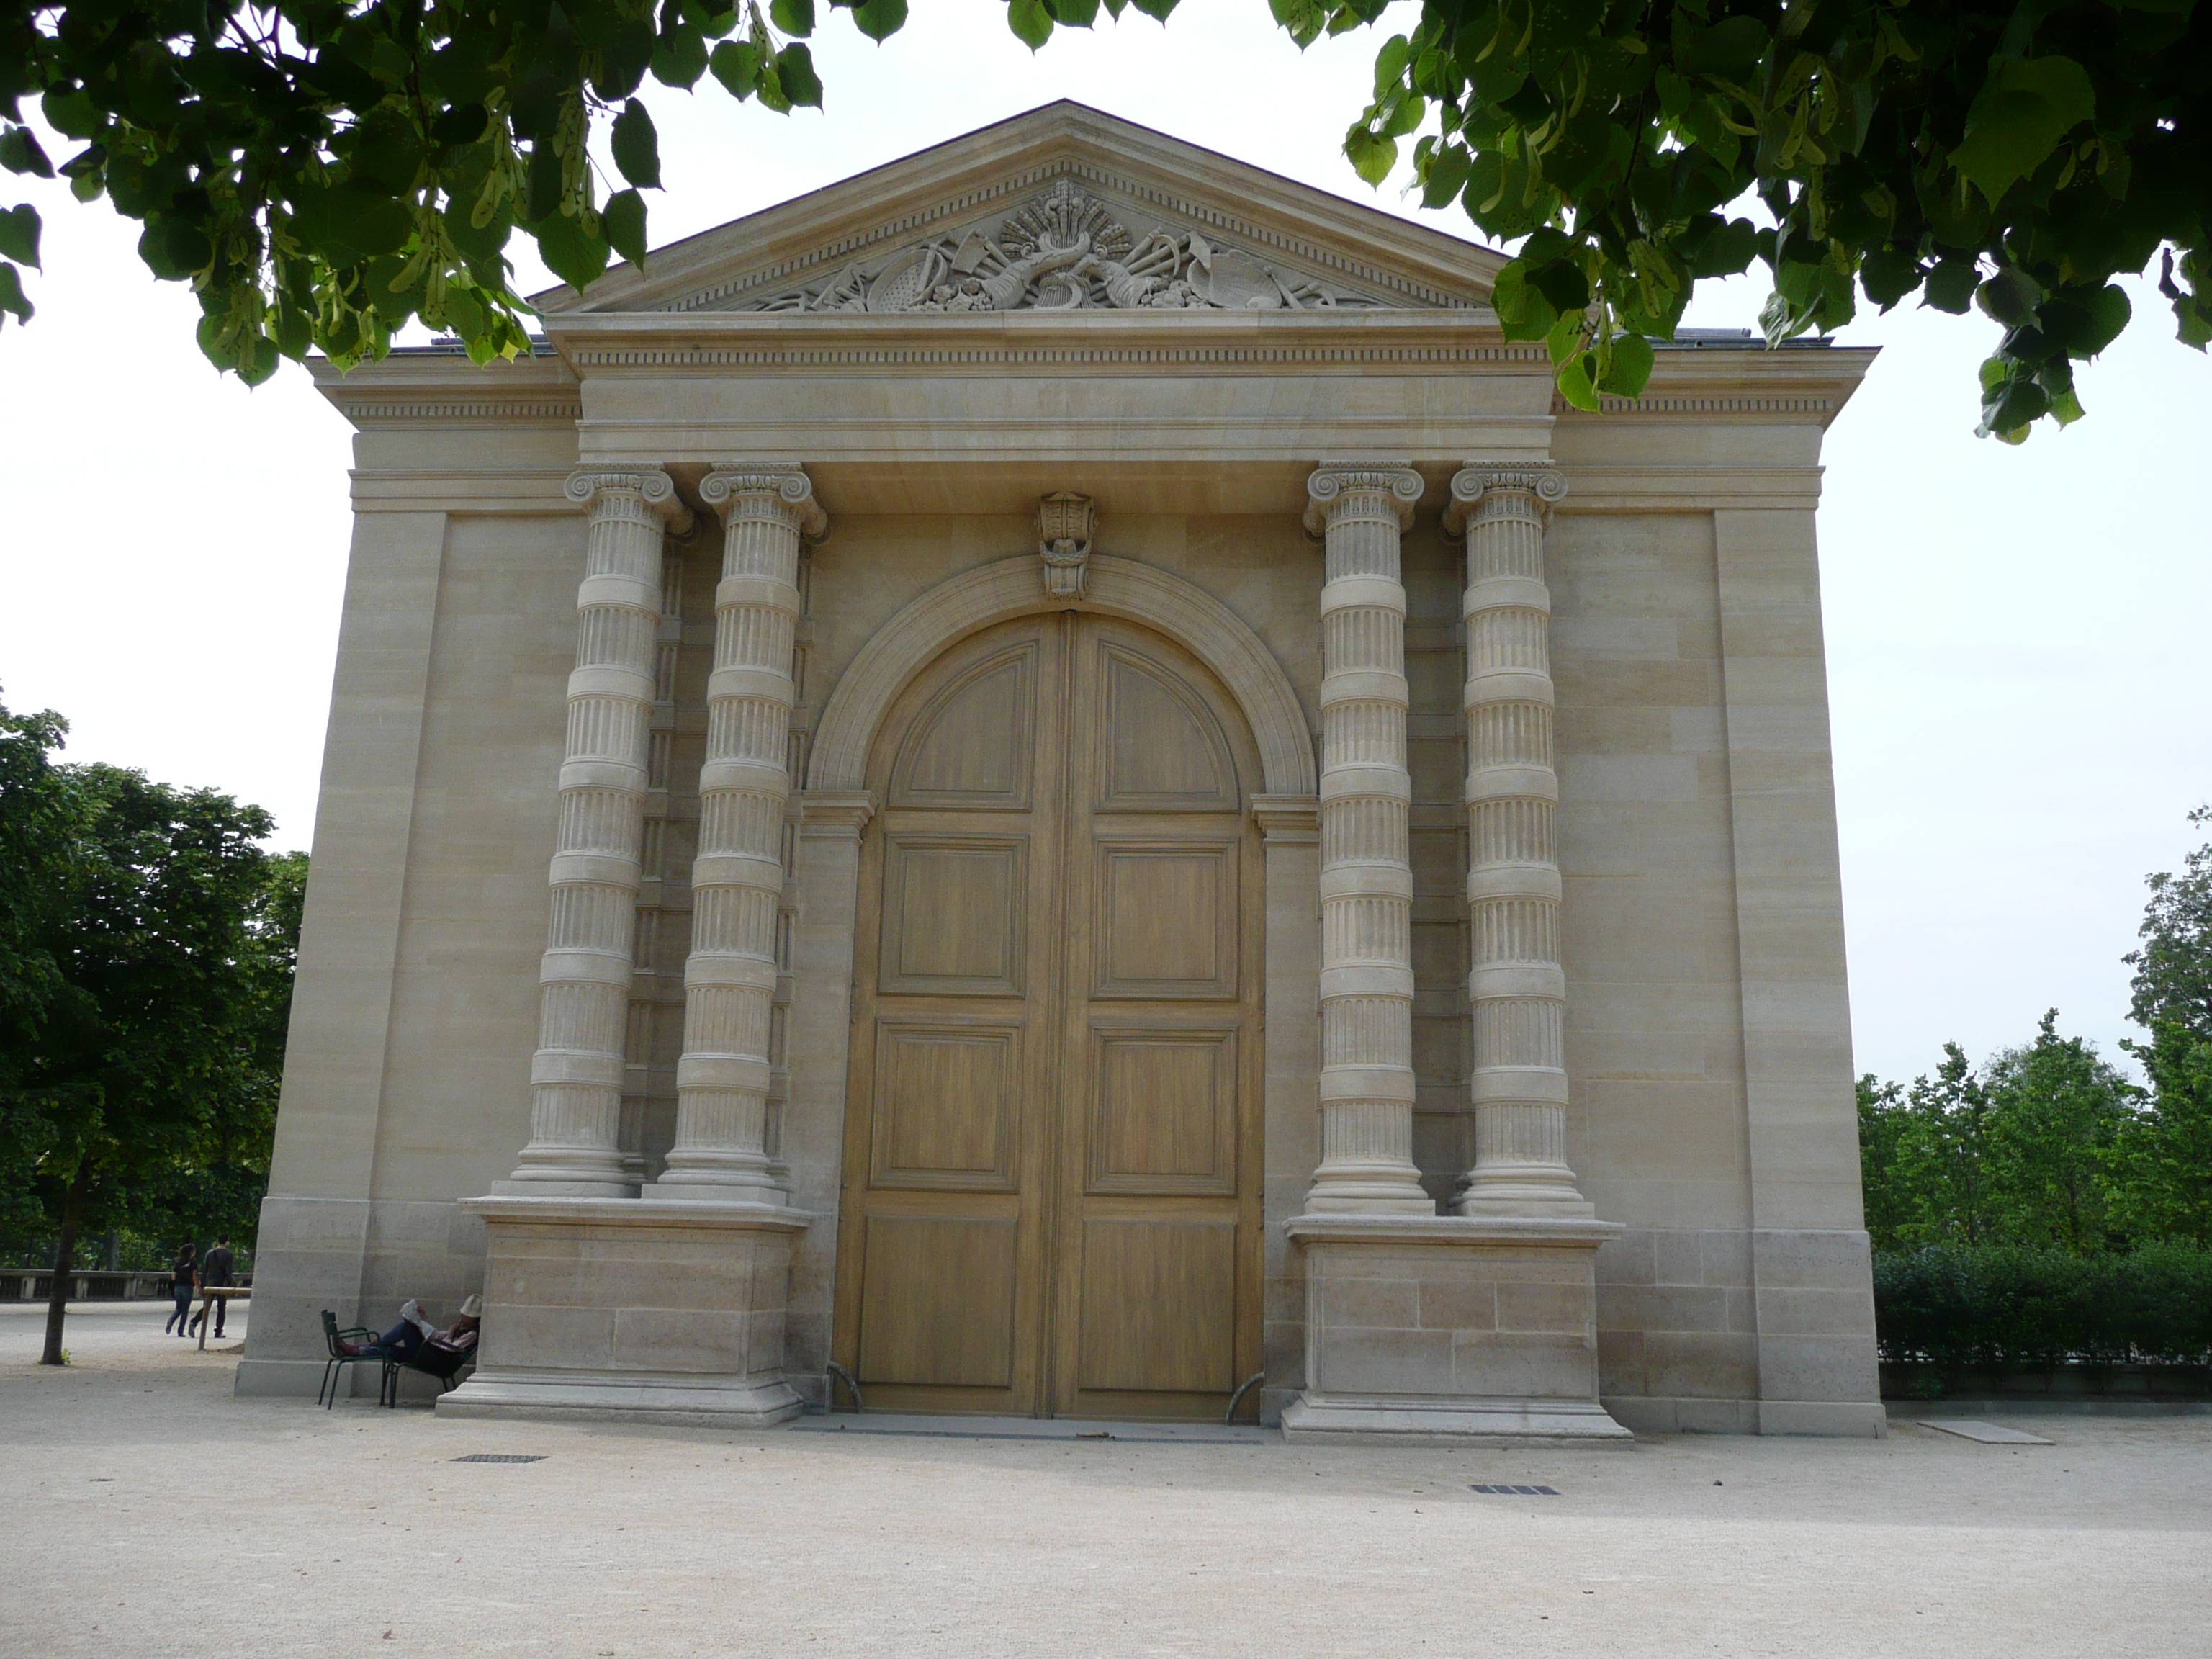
xmin=449 ymin=1454 xmax=547 ymax=1465
xmin=1470 ymin=1483 xmax=1558 ymax=1496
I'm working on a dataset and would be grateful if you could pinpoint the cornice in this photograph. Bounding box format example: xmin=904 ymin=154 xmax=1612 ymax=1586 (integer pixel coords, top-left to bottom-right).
xmin=1557 ymin=344 xmax=1877 ymax=429
xmin=544 ymin=307 xmax=1546 ymax=377
xmin=311 ymin=351 xmax=581 ymax=431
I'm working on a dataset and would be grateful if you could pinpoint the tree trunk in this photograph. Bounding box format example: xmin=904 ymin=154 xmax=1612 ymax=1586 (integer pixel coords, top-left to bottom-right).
xmin=40 ymin=1159 xmax=91 ymax=1367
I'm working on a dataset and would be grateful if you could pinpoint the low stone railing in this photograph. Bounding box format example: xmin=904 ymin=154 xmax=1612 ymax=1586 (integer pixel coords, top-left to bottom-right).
xmin=0 ymin=1270 xmax=253 ymax=1302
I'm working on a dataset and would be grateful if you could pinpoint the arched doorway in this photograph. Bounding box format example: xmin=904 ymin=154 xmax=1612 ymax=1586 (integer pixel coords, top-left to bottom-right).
xmin=830 ymin=611 xmax=1267 ymax=1420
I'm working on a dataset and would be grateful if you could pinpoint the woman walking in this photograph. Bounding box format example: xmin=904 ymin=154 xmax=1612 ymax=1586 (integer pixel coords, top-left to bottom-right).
xmin=163 ymin=1243 xmax=197 ymax=1336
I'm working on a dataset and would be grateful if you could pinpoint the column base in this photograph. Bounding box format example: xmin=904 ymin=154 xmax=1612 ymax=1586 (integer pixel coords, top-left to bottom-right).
xmin=1453 ymin=1192 xmax=1597 ymax=1220
xmin=640 ymin=1174 xmax=789 ymax=1203
xmin=1285 ymin=1213 xmax=1630 ymax=1444
xmin=1281 ymin=1393 xmax=1632 ymax=1446
xmin=487 ymin=1177 xmax=639 ymax=1200
xmin=444 ymin=1195 xmax=812 ymax=1427
xmin=438 ymin=1370 xmax=803 ymax=1429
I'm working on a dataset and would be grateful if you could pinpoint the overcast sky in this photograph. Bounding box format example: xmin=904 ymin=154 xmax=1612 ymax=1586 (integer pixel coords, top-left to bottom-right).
xmin=2 ymin=0 xmax=2206 ymax=1087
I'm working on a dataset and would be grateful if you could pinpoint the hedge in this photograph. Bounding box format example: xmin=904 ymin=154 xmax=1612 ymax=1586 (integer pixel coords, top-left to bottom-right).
xmin=1872 ymin=1245 xmax=2212 ymax=1367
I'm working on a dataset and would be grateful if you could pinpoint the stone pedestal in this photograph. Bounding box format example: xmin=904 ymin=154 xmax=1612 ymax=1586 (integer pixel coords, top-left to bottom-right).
xmin=436 ymin=1196 xmax=811 ymax=1428
xmin=1281 ymin=1215 xmax=1632 ymax=1444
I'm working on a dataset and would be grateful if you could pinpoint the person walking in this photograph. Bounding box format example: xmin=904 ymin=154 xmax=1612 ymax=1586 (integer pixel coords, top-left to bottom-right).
xmin=188 ymin=1236 xmax=235 ymax=1340
xmin=163 ymin=1243 xmax=197 ymax=1336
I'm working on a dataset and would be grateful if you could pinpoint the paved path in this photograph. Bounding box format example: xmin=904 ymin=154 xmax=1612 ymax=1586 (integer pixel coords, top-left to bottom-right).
xmin=5 ymin=1302 xmax=2208 ymax=1658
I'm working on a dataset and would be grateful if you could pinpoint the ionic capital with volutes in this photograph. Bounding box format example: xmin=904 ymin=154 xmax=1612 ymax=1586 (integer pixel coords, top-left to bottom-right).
xmin=701 ymin=466 xmax=830 ymax=542
xmin=1443 ymin=464 xmax=1567 ymax=536
xmin=565 ymin=467 xmax=696 ymax=536
xmin=1303 ymin=463 xmax=1424 ymax=536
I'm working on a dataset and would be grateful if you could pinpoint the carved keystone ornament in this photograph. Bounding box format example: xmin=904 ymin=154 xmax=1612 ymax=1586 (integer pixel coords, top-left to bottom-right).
xmin=1037 ymin=491 xmax=1097 ymax=598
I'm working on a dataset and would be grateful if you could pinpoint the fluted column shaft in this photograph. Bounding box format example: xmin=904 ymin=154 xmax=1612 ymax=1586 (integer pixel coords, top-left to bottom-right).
xmin=654 ymin=467 xmax=826 ymax=1198
xmin=500 ymin=469 xmax=691 ymax=1195
xmin=1446 ymin=464 xmax=1593 ymax=1218
xmin=1302 ymin=465 xmax=1433 ymax=1214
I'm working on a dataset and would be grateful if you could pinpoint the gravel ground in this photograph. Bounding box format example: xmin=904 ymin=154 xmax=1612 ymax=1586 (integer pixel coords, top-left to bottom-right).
xmin=4 ymin=1300 xmax=2208 ymax=1658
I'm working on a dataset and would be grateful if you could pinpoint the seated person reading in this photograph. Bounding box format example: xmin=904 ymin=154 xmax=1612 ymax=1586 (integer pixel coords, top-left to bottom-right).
xmin=342 ymin=1295 xmax=481 ymax=1361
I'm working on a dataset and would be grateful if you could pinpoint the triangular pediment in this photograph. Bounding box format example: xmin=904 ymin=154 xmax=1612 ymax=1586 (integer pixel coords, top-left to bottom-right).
xmin=545 ymin=102 xmax=1502 ymax=318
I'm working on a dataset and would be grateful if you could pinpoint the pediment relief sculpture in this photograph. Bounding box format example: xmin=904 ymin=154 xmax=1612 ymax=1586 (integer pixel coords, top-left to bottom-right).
xmin=747 ymin=179 xmax=1394 ymax=315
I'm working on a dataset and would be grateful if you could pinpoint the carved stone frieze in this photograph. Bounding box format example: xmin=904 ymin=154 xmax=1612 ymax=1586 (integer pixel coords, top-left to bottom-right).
xmin=747 ymin=179 xmax=1393 ymax=315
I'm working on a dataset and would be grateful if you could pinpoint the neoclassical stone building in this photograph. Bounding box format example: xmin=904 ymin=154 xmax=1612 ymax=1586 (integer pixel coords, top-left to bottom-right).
xmin=240 ymin=102 xmax=1884 ymax=1439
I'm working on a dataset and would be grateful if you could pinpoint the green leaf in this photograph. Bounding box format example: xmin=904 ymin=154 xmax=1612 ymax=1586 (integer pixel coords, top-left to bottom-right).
xmin=1048 ymin=0 xmax=1100 ymax=24
xmin=652 ymin=24 xmax=711 ymax=88
xmin=776 ymin=43 xmax=824 ymax=107
xmin=1344 ymin=125 xmax=1396 ymax=187
xmin=1858 ymin=245 xmax=1920 ymax=309
xmin=770 ymin=0 xmax=815 ymax=36
xmin=40 ymin=88 xmax=97 ymax=140
xmin=852 ymin=0 xmax=908 ymax=40
xmin=1527 ymin=257 xmax=1591 ymax=314
xmin=1488 ymin=258 xmax=1559 ymax=341
xmin=1596 ymin=331 xmax=1655 ymax=396
xmin=1007 ymin=0 xmax=1056 ymax=48
xmin=531 ymin=210 xmax=611 ymax=293
xmin=1127 ymin=0 xmax=1177 ymax=18
xmin=709 ymin=39 xmax=763 ymax=98
xmin=1372 ymin=34 xmax=1411 ymax=98
xmin=0 ymin=259 xmax=31 ymax=323
xmin=611 ymin=101 xmax=662 ymax=189
xmin=1555 ymin=352 xmax=1601 ymax=411
xmin=1949 ymin=55 xmax=2096 ymax=205
xmin=431 ymin=104 xmax=490 ymax=146
xmin=238 ymin=333 xmax=281 ymax=387
xmin=0 ymin=203 xmax=39 ymax=269
xmin=0 ymin=126 xmax=54 ymax=179
xmin=527 ymin=145 xmax=565 ymax=224
xmin=1922 ymin=256 xmax=1981 ymax=315
xmin=1419 ymin=144 xmax=1471 ymax=210
xmin=2037 ymin=284 xmax=2131 ymax=357
xmin=604 ymin=188 xmax=649 ymax=267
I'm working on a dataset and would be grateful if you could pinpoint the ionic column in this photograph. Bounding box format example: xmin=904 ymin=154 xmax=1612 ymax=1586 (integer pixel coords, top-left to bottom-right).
xmin=1445 ymin=464 xmax=1593 ymax=1218
xmin=1302 ymin=464 xmax=1432 ymax=1215
xmin=652 ymin=466 xmax=826 ymax=1200
xmin=498 ymin=469 xmax=692 ymax=1196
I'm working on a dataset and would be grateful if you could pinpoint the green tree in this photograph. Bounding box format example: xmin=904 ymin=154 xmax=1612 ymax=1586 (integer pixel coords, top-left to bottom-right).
xmin=1981 ymin=1010 xmax=2135 ymax=1251
xmin=9 ymin=0 xmax=2206 ymax=438
xmin=0 ymin=692 xmax=88 ymax=1254
xmin=2114 ymin=809 xmax=2212 ymax=1244
xmin=0 ymin=0 xmax=1179 ymax=377
xmin=2115 ymin=1021 xmax=2212 ymax=1244
xmin=1856 ymin=1071 xmax=1915 ymax=1249
xmin=0 ymin=699 xmax=294 ymax=1364
xmin=1269 ymin=0 xmax=2211 ymax=439
xmin=1892 ymin=1042 xmax=2005 ymax=1245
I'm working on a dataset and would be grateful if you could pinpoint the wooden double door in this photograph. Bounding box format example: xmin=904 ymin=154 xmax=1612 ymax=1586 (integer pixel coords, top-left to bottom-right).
xmin=832 ymin=612 xmax=1265 ymax=1420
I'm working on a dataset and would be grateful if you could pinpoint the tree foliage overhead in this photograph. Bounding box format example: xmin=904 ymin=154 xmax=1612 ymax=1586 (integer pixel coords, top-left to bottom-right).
xmin=0 ymin=0 xmax=855 ymax=377
xmin=3 ymin=0 xmax=2204 ymax=436
xmin=1297 ymin=0 xmax=2211 ymax=438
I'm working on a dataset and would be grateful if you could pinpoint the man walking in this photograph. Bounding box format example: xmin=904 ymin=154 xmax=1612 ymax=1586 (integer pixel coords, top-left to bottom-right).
xmin=189 ymin=1236 xmax=235 ymax=1340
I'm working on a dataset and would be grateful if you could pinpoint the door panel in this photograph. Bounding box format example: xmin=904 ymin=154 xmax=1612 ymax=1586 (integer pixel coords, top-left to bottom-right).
xmin=868 ymin=1020 xmax=1022 ymax=1191
xmin=1092 ymin=838 xmax=1239 ymax=998
xmin=1087 ymin=1025 xmax=1238 ymax=1195
xmin=878 ymin=833 xmax=1028 ymax=995
xmin=1076 ymin=1218 xmax=1238 ymax=1394
xmin=893 ymin=643 xmax=1038 ymax=808
xmin=858 ymin=1215 xmax=1019 ymax=1387
xmin=835 ymin=611 xmax=1264 ymax=1420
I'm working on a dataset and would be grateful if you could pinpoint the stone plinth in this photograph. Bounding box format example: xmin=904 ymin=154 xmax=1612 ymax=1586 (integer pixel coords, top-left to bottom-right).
xmin=437 ymin=1196 xmax=811 ymax=1428
xmin=1281 ymin=1214 xmax=1632 ymax=1445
